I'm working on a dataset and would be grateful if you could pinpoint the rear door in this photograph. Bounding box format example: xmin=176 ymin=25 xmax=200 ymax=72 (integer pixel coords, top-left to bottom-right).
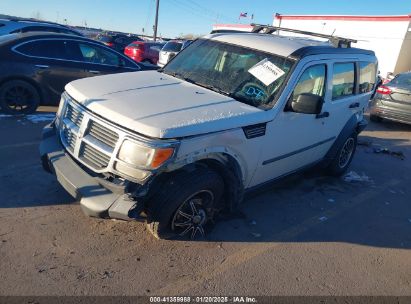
xmin=70 ymin=40 xmax=141 ymax=76
xmin=321 ymin=61 xmax=365 ymax=142
xmin=14 ymin=38 xmax=87 ymax=103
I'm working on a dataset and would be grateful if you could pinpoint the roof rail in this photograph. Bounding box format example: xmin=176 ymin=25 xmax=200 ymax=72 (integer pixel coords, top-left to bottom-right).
xmin=250 ymin=23 xmax=357 ymax=48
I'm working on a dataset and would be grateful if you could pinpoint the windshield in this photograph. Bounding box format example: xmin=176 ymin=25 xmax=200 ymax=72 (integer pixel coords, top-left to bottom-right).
xmin=162 ymin=41 xmax=183 ymax=52
xmin=162 ymin=39 xmax=294 ymax=108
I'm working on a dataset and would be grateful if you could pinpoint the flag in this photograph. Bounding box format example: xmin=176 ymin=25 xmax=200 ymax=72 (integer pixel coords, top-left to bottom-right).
xmin=239 ymin=12 xmax=247 ymax=18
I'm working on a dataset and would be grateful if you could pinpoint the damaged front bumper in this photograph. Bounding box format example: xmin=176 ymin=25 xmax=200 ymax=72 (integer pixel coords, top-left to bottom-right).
xmin=39 ymin=123 xmax=147 ymax=221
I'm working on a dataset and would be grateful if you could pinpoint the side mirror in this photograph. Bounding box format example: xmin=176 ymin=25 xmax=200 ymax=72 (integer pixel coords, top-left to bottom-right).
xmin=291 ymin=93 xmax=323 ymax=114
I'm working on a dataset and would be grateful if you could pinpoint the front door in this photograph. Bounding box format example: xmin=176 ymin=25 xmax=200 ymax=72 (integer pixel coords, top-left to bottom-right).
xmin=250 ymin=62 xmax=333 ymax=187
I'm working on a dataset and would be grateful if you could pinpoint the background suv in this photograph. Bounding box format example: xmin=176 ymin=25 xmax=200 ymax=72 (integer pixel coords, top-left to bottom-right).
xmin=0 ymin=18 xmax=83 ymax=36
xmin=157 ymin=39 xmax=192 ymax=67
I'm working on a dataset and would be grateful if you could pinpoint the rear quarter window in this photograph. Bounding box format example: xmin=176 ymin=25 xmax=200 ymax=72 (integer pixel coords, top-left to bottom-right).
xmin=332 ymin=62 xmax=355 ymax=100
xmin=15 ymin=40 xmax=70 ymax=60
xmin=359 ymin=61 xmax=377 ymax=93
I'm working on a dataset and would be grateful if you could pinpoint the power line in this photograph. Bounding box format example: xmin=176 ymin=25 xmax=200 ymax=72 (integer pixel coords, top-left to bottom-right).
xmin=182 ymin=0 xmax=236 ymax=23
xmin=169 ymin=0 xmax=217 ymax=22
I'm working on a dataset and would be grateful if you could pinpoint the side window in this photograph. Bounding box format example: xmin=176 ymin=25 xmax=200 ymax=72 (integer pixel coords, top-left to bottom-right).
xmin=292 ymin=64 xmax=326 ymax=102
xmin=332 ymin=63 xmax=355 ymax=100
xmin=359 ymin=62 xmax=377 ymax=93
xmin=16 ymin=40 xmax=70 ymax=60
xmin=77 ymin=43 xmax=120 ymax=66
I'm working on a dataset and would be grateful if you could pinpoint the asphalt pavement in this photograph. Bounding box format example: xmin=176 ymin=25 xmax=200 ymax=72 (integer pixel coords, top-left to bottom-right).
xmin=0 ymin=108 xmax=410 ymax=296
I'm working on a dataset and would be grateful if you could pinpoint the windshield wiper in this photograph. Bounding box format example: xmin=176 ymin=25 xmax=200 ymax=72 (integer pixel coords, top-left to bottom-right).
xmin=162 ymin=70 xmax=185 ymax=80
xmin=182 ymin=78 xmax=233 ymax=97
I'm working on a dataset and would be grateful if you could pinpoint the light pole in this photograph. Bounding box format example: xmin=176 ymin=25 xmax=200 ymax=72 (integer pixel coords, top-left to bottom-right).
xmin=153 ymin=0 xmax=160 ymax=41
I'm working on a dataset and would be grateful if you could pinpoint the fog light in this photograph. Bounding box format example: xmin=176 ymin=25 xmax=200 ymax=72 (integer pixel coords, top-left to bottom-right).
xmin=114 ymin=162 xmax=150 ymax=180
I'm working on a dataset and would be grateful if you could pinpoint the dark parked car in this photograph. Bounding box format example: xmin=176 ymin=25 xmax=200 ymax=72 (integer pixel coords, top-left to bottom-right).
xmin=0 ymin=18 xmax=83 ymax=36
xmin=96 ymin=34 xmax=143 ymax=53
xmin=370 ymin=72 xmax=411 ymax=125
xmin=124 ymin=41 xmax=165 ymax=64
xmin=0 ymin=32 xmax=157 ymax=114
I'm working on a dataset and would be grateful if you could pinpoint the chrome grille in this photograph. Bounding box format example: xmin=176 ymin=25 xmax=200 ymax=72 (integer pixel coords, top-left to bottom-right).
xmin=60 ymin=97 xmax=120 ymax=172
xmin=65 ymin=102 xmax=84 ymax=127
xmin=62 ymin=127 xmax=76 ymax=152
xmin=87 ymin=120 xmax=119 ymax=148
xmin=79 ymin=143 xmax=111 ymax=169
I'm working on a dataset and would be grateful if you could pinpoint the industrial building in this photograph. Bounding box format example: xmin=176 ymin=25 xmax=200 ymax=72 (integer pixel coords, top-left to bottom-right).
xmin=213 ymin=14 xmax=411 ymax=77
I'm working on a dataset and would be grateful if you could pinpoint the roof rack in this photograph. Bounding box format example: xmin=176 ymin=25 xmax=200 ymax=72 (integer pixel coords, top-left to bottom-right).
xmin=250 ymin=24 xmax=357 ymax=48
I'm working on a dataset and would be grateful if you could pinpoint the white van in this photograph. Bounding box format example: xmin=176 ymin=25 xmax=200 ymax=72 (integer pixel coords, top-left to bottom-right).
xmin=40 ymin=25 xmax=377 ymax=239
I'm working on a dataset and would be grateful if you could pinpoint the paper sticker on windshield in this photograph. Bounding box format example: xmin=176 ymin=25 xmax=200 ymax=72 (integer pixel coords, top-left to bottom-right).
xmin=248 ymin=58 xmax=285 ymax=86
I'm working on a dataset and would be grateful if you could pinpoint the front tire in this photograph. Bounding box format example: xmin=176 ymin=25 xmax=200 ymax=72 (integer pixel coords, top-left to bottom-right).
xmin=146 ymin=168 xmax=224 ymax=240
xmin=0 ymin=80 xmax=40 ymax=115
xmin=326 ymin=133 xmax=357 ymax=176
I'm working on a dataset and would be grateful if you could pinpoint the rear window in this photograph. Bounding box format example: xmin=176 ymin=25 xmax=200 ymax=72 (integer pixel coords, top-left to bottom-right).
xmin=389 ymin=73 xmax=411 ymax=87
xmin=128 ymin=42 xmax=143 ymax=48
xmin=162 ymin=41 xmax=183 ymax=52
xmin=97 ymin=36 xmax=113 ymax=43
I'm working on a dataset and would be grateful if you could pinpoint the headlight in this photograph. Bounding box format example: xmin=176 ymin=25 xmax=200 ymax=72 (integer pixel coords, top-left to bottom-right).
xmin=55 ymin=92 xmax=68 ymax=126
xmin=117 ymin=139 xmax=175 ymax=169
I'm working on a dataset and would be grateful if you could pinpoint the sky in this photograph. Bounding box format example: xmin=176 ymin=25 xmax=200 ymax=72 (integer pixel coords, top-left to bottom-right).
xmin=1 ymin=0 xmax=411 ymax=38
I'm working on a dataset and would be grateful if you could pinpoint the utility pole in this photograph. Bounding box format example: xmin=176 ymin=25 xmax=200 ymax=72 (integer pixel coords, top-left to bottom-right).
xmin=153 ymin=0 xmax=160 ymax=41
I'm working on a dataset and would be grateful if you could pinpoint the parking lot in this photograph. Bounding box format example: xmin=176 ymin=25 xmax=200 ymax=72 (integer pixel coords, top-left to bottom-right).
xmin=0 ymin=108 xmax=410 ymax=296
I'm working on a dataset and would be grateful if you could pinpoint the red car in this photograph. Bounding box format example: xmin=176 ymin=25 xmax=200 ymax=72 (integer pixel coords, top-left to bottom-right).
xmin=124 ymin=41 xmax=165 ymax=64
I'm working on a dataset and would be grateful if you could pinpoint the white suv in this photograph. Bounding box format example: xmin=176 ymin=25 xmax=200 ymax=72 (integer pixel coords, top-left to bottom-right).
xmin=40 ymin=25 xmax=377 ymax=239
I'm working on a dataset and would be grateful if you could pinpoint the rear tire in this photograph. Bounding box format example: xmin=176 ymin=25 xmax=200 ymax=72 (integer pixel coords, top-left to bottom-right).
xmin=326 ymin=133 xmax=357 ymax=176
xmin=370 ymin=114 xmax=382 ymax=123
xmin=0 ymin=80 xmax=40 ymax=115
xmin=146 ymin=167 xmax=224 ymax=240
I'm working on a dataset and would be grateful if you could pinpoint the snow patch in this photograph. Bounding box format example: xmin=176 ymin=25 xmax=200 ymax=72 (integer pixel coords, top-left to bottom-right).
xmin=25 ymin=114 xmax=55 ymax=123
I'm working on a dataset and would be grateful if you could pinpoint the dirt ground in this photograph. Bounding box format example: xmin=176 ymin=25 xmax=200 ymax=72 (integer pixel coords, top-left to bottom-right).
xmin=0 ymin=108 xmax=410 ymax=296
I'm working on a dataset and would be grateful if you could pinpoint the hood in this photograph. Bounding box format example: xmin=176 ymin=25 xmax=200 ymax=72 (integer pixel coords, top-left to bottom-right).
xmin=65 ymin=71 xmax=270 ymax=139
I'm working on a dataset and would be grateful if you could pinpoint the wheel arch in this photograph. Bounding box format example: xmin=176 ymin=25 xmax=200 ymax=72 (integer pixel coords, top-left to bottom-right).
xmin=147 ymin=151 xmax=245 ymax=212
xmin=323 ymin=114 xmax=359 ymax=165
xmin=0 ymin=76 xmax=45 ymax=104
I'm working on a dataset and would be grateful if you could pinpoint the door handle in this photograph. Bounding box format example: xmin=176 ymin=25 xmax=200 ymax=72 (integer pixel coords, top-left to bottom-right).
xmin=35 ymin=64 xmax=49 ymax=69
xmin=349 ymin=102 xmax=360 ymax=108
xmin=87 ymin=70 xmax=101 ymax=74
xmin=316 ymin=112 xmax=330 ymax=119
